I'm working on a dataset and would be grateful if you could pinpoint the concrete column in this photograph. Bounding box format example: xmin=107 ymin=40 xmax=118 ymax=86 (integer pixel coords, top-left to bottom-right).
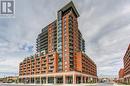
xmin=128 ymin=78 xmax=130 ymax=83
xmin=21 ymin=78 xmax=22 ymax=83
xmin=27 ymin=78 xmax=29 ymax=84
xmin=85 ymin=77 xmax=87 ymax=83
xmin=30 ymin=78 xmax=32 ymax=84
xmin=83 ymin=76 xmax=85 ymax=83
xmin=87 ymin=77 xmax=89 ymax=82
xmin=88 ymin=77 xmax=90 ymax=83
xmin=93 ymin=78 xmax=95 ymax=83
xmin=54 ymin=77 xmax=56 ymax=84
xmin=63 ymin=75 xmax=66 ymax=84
xmin=93 ymin=78 xmax=94 ymax=83
xmin=73 ymin=74 xmax=76 ymax=84
xmin=24 ymin=78 xmax=26 ymax=84
xmin=95 ymin=78 xmax=97 ymax=83
xmin=81 ymin=76 xmax=83 ymax=83
xmin=33 ymin=77 xmax=35 ymax=84
xmin=128 ymin=78 xmax=129 ymax=84
xmin=46 ymin=76 xmax=48 ymax=84
xmin=124 ymin=78 xmax=126 ymax=84
xmin=40 ymin=77 xmax=41 ymax=84
xmin=23 ymin=78 xmax=25 ymax=83
xmin=29 ymin=78 xmax=31 ymax=83
xmin=23 ymin=78 xmax=25 ymax=84
xmin=34 ymin=77 xmax=36 ymax=84
xmin=126 ymin=78 xmax=128 ymax=84
xmin=85 ymin=77 xmax=86 ymax=83
xmin=94 ymin=78 xmax=96 ymax=83
xmin=18 ymin=78 xmax=21 ymax=83
xmin=84 ymin=77 xmax=86 ymax=83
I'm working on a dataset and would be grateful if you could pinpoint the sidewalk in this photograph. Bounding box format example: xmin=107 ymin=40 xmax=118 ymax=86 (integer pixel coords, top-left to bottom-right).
xmin=113 ymin=83 xmax=130 ymax=86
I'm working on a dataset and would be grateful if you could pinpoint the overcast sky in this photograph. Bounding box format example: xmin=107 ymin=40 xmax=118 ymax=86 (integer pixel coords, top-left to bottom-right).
xmin=0 ymin=0 xmax=130 ymax=77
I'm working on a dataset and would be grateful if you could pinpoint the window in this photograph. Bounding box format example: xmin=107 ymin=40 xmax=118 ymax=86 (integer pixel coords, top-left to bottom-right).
xmin=65 ymin=54 xmax=67 ymax=56
xmin=64 ymin=22 xmax=66 ymax=26
xmin=58 ymin=62 xmax=62 ymax=65
xmin=64 ymin=17 xmax=66 ymax=20
xmin=65 ymin=61 xmax=67 ymax=64
xmin=64 ymin=25 xmax=66 ymax=29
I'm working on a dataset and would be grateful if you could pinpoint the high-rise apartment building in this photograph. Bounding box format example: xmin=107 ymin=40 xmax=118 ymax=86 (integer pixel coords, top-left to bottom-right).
xmin=19 ymin=1 xmax=97 ymax=84
xmin=123 ymin=44 xmax=130 ymax=84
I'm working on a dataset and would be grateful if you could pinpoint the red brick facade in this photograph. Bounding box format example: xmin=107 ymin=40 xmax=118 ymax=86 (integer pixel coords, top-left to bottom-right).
xmin=119 ymin=68 xmax=124 ymax=78
xmin=75 ymin=52 xmax=97 ymax=76
xmin=19 ymin=52 xmax=58 ymax=76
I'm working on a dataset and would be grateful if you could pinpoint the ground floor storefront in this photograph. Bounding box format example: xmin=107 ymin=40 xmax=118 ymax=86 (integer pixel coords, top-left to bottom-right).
xmin=19 ymin=71 xmax=98 ymax=84
xmin=124 ymin=74 xmax=130 ymax=84
xmin=118 ymin=78 xmax=124 ymax=83
xmin=124 ymin=78 xmax=130 ymax=84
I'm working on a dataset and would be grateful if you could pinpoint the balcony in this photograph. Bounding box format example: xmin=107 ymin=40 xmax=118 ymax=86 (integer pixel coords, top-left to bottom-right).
xmin=40 ymin=45 xmax=48 ymax=49
xmin=49 ymin=57 xmax=54 ymax=60
xmin=36 ymin=65 xmax=40 ymax=68
xmin=48 ymin=70 xmax=53 ymax=73
xmin=69 ymin=33 xmax=73 ymax=37
xmin=70 ymin=65 xmax=73 ymax=69
xmin=38 ymin=36 xmax=48 ymax=41
xmin=69 ymin=46 xmax=73 ymax=49
xmin=42 ymin=64 xmax=46 ymax=66
xmin=41 ymin=71 xmax=46 ymax=73
xmin=39 ymin=33 xmax=48 ymax=38
xmin=43 ymin=67 xmax=46 ymax=70
xmin=48 ymin=54 xmax=53 ymax=57
xmin=40 ymin=41 xmax=48 ymax=46
xmin=53 ymin=33 xmax=57 ymax=36
xmin=48 ymin=60 xmax=54 ymax=64
xmin=42 ymin=56 xmax=46 ymax=59
xmin=70 ymin=58 xmax=73 ymax=62
xmin=49 ymin=63 xmax=54 ymax=67
xmin=36 ymin=58 xmax=40 ymax=61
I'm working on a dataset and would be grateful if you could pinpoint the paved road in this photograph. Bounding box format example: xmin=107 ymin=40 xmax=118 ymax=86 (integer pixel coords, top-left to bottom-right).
xmin=0 ymin=83 xmax=127 ymax=86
